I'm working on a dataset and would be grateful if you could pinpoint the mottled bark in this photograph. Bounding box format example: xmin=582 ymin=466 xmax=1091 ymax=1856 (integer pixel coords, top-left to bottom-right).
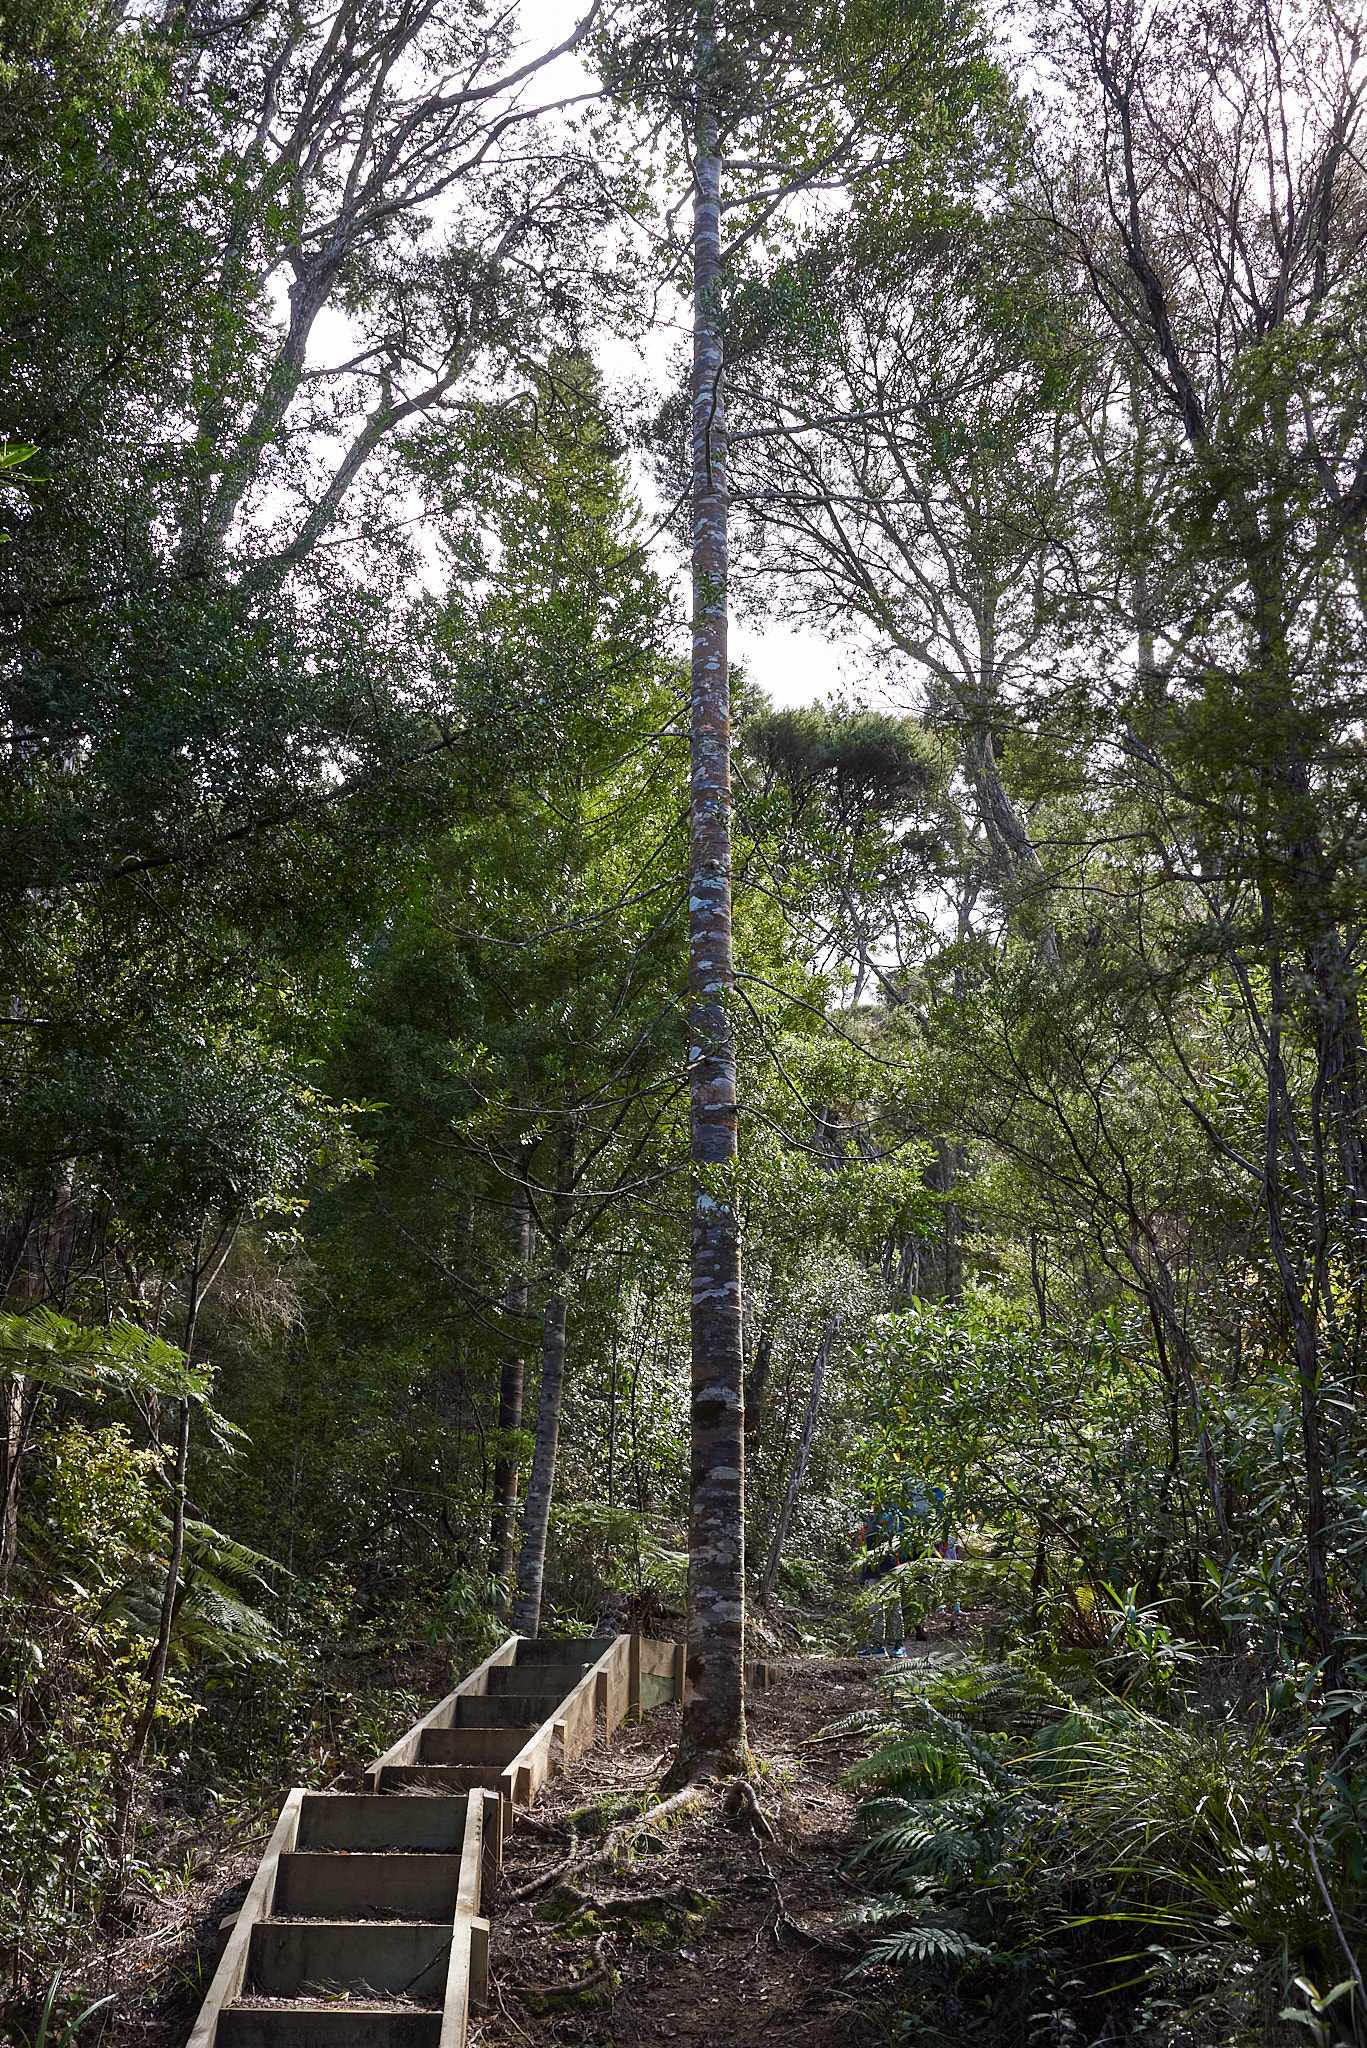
xmin=1265 ymin=982 xmax=1341 ymax=1690
xmin=671 ymin=85 xmax=747 ymax=1783
xmin=490 ymin=1164 xmax=531 ymax=1586
xmin=512 ymin=1125 xmax=576 ymax=1638
xmin=0 ymin=1376 xmax=27 ymax=1576
xmin=759 ymin=1318 xmax=838 ymax=1608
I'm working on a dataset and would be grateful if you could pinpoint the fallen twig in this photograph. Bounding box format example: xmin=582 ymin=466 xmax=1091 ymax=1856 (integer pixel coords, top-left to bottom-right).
xmin=754 ymin=1842 xmax=850 ymax=1955
xmin=511 ymin=1785 xmax=703 ymax=1901
xmin=494 ymin=1980 xmax=534 ymax=2040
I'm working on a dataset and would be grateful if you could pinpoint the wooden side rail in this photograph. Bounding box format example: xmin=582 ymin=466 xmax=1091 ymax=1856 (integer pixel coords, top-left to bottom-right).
xmin=441 ymin=1788 xmax=497 ymax=2048
xmin=632 ymin=1634 xmax=686 ymax=1713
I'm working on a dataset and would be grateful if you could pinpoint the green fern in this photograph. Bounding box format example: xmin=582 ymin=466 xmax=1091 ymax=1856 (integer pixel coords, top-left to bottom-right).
xmin=842 ymin=1730 xmax=971 ymax=1795
xmin=0 ymin=1307 xmax=210 ymax=1400
xmin=849 ymin=1925 xmax=990 ymax=1969
xmin=812 ymin=1705 xmax=897 ymax=1740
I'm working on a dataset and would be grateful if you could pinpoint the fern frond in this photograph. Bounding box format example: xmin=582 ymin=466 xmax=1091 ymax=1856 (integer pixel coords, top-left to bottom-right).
xmin=813 ymin=1707 xmax=893 ymax=1740
xmin=849 ymin=1925 xmax=990 ymax=1971
xmin=842 ymin=1731 xmax=970 ymax=1795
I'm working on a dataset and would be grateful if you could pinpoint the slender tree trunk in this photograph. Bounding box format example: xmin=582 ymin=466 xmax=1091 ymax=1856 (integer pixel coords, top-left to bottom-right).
xmin=743 ymin=1329 xmax=772 ymax=1448
xmin=511 ymin=1293 xmax=567 ymax=1637
xmin=0 ymin=1197 xmax=57 ymax=1577
xmin=512 ymin=1125 xmax=576 ymax=1637
xmin=0 ymin=1376 xmax=24 ymax=1576
xmin=131 ymin=1395 xmax=192 ymax=1764
xmin=117 ymin=1214 xmax=238 ymax=1859
xmin=937 ymin=1141 xmax=963 ymax=1305
xmin=760 ymin=1318 xmax=838 ymax=1608
xmin=1264 ymin=983 xmax=1341 ymax=1690
xmin=671 ymin=77 xmax=747 ymax=1784
xmin=491 ymin=1163 xmax=531 ymax=1585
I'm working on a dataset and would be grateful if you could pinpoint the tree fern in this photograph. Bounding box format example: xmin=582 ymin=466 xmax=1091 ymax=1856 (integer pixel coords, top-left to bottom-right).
xmin=0 ymin=1307 xmax=210 ymax=1400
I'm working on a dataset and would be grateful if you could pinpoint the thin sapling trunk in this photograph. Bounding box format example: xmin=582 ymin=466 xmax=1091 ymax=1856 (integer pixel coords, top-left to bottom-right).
xmin=759 ymin=1318 xmax=838 ymax=1608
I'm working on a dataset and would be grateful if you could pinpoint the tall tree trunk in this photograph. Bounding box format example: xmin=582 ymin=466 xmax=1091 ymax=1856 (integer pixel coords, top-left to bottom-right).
xmin=512 ymin=1124 xmax=576 ymax=1637
xmin=490 ymin=1162 xmax=530 ymax=1586
xmin=1 ymin=1376 xmax=21 ymax=1568
xmin=759 ymin=1318 xmax=838 ymax=1608
xmin=937 ymin=1141 xmax=963 ymax=1305
xmin=130 ymin=1395 xmax=192 ymax=1765
xmin=510 ymin=1293 xmax=567 ymax=1637
xmin=672 ymin=72 xmax=747 ymax=1783
xmin=1264 ymin=977 xmax=1341 ymax=1690
xmin=116 ymin=1214 xmax=239 ymax=1862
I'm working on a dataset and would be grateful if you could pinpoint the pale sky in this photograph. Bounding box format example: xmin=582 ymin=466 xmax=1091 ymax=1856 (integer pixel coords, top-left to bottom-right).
xmin=511 ymin=0 xmax=889 ymax=715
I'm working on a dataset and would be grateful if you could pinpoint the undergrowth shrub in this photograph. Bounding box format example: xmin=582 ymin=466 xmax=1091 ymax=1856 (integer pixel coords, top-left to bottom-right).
xmin=833 ymin=1655 xmax=1365 ymax=2046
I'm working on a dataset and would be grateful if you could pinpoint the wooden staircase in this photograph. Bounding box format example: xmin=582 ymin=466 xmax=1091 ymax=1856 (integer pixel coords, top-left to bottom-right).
xmin=190 ymin=1633 xmax=685 ymax=2048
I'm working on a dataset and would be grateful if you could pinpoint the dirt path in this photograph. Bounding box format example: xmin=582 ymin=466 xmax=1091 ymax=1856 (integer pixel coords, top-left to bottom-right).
xmin=478 ymin=1653 xmax=918 ymax=2048
xmin=94 ymin=1636 xmax=976 ymax=2047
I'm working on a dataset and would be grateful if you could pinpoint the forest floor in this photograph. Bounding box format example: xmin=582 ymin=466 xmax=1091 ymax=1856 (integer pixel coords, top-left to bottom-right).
xmin=480 ymin=1623 xmax=976 ymax=2048
xmin=91 ymin=1612 xmax=981 ymax=2048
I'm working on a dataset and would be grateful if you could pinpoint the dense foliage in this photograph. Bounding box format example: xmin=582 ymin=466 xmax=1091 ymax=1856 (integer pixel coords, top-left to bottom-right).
xmin=0 ymin=0 xmax=1363 ymax=2041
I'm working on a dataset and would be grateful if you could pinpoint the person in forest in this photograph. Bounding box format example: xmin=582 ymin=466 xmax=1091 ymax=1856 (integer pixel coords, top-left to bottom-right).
xmin=856 ymin=1486 xmax=932 ymax=1656
xmin=935 ymin=1512 xmax=963 ymax=1636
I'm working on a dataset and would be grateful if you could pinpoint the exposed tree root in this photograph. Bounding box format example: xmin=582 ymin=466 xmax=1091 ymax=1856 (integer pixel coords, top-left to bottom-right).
xmin=507 ymin=1827 xmax=579 ymax=1902
xmin=509 ymin=1783 xmax=705 ymax=1902
xmin=724 ymin=1776 xmax=776 ymax=1841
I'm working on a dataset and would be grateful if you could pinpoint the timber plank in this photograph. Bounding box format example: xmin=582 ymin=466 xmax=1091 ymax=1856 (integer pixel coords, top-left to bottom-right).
xmin=187 ymin=1790 xmax=303 ymax=2048
xmin=217 ymin=2011 xmax=441 ymax=2048
xmin=273 ymin=1853 xmax=461 ymax=1921
xmin=297 ymin=1795 xmax=468 ymax=1854
xmin=247 ymin=1921 xmax=453 ymax=2002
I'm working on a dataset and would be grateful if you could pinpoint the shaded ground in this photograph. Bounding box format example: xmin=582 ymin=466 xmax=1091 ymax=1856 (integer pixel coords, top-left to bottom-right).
xmin=479 ymin=1631 xmax=974 ymax=2048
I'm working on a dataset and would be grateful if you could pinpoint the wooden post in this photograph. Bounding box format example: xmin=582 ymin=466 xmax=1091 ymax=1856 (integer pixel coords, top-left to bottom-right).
xmin=629 ymin=1630 xmax=642 ymax=1721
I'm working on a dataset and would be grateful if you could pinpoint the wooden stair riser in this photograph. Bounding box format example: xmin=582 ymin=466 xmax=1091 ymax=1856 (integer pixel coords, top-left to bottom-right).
xmin=248 ymin=1921 xmax=453 ymax=2001
xmin=484 ymin=1664 xmax=587 ymax=1697
xmin=511 ymin=1636 xmax=615 ymax=1665
xmin=297 ymin=1794 xmax=468 ymax=1853
xmin=273 ymin=1853 xmax=462 ymax=1921
xmin=377 ymin=1763 xmax=506 ymax=1795
xmin=217 ymin=2012 xmax=441 ymax=2048
xmin=454 ymin=1694 xmax=565 ymax=1728
xmin=416 ymin=1727 xmax=526 ymax=1764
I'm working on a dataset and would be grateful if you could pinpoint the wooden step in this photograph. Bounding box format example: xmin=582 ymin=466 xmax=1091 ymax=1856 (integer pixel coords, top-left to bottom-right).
xmin=416 ymin=1727 xmax=526 ymax=1766
xmin=296 ymin=1793 xmax=468 ymax=1853
xmin=454 ymin=1694 xmax=562 ymax=1728
xmin=273 ymin=1853 xmax=461 ymax=1921
xmin=512 ymin=1636 xmax=613 ymax=1665
xmin=218 ymin=2009 xmax=441 ymax=2048
xmin=484 ymin=1663 xmax=586 ymax=1696
xmin=376 ymin=1764 xmax=505 ymax=1795
xmin=247 ymin=1920 xmax=452 ymax=2001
